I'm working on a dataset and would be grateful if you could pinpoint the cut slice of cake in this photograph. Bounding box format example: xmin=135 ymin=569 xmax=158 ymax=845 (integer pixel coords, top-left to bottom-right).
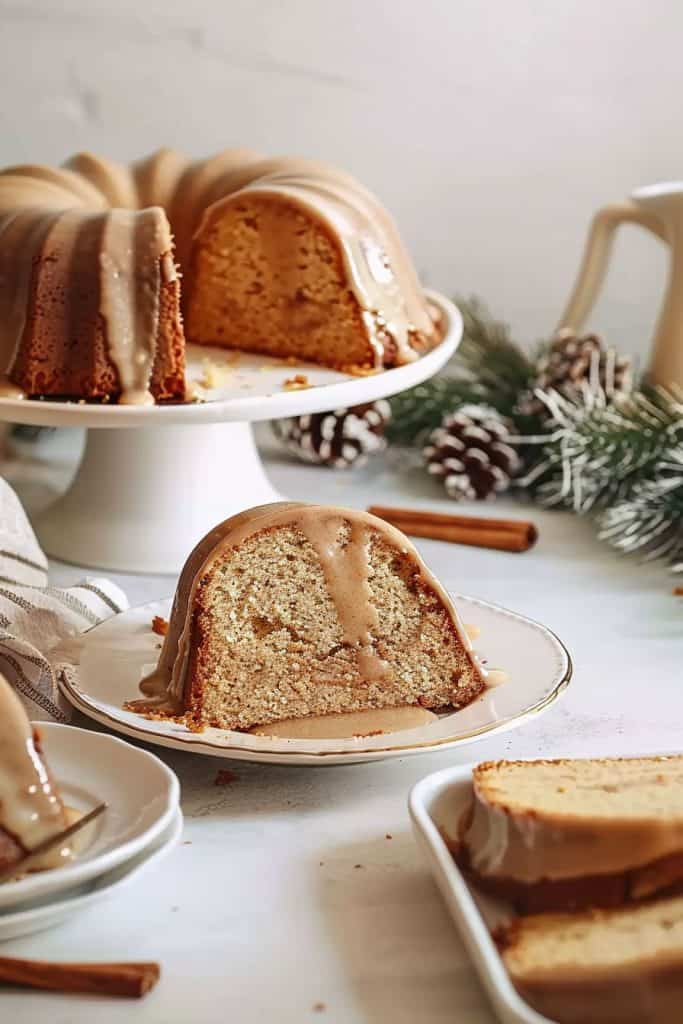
xmin=0 ymin=674 xmax=70 ymax=875
xmin=456 ymin=757 xmax=683 ymax=912
xmin=498 ymin=895 xmax=683 ymax=1024
xmin=134 ymin=502 xmax=487 ymax=731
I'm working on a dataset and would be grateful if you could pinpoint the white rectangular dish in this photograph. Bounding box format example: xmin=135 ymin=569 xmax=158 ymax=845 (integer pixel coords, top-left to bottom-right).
xmin=408 ymin=763 xmax=553 ymax=1024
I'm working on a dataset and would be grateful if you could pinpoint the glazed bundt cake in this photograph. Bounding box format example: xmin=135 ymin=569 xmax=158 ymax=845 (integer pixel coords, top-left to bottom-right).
xmin=132 ymin=502 xmax=486 ymax=731
xmin=0 ymin=673 xmax=70 ymax=874
xmin=0 ymin=150 xmax=442 ymax=404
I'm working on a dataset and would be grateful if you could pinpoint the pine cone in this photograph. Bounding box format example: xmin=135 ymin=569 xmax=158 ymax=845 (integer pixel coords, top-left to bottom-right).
xmin=423 ymin=404 xmax=522 ymax=501
xmin=520 ymin=329 xmax=632 ymax=416
xmin=272 ymin=401 xmax=391 ymax=468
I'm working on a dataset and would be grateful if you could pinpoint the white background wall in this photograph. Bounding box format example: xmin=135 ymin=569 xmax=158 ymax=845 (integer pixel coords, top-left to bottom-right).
xmin=0 ymin=0 xmax=679 ymax=362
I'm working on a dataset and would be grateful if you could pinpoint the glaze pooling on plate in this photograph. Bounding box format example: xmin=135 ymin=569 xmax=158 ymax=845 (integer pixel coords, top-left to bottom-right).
xmin=54 ymin=594 xmax=571 ymax=765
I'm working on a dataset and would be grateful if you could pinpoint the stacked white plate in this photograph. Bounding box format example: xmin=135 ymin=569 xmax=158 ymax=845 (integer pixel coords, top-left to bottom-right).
xmin=0 ymin=723 xmax=181 ymax=941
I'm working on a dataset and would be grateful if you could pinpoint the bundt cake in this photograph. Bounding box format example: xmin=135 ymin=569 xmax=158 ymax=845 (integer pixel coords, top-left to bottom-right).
xmin=0 ymin=673 xmax=70 ymax=874
xmin=132 ymin=502 xmax=486 ymax=731
xmin=455 ymin=756 xmax=683 ymax=913
xmin=0 ymin=149 xmax=442 ymax=404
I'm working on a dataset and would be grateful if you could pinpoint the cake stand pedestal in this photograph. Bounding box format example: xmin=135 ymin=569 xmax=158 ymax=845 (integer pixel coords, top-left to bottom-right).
xmin=0 ymin=293 xmax=461 ymax=575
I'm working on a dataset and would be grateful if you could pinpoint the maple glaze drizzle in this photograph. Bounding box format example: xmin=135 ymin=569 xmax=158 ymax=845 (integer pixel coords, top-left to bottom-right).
xmin=0 ymin=675 xmax=69 ymax=860
xmin=135 ymin=503 xmax=487 ymax=723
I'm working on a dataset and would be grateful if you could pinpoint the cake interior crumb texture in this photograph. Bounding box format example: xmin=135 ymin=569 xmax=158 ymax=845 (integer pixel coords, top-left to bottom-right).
xmin=187 ymin=194 xmax=379 ymax=368
xmin=504 ymin=896 xmax=683 ymax=978
xmin=187 ymin=522 xmax=481 ymax=730
xmin=475 ymin=757 xmax=683 ymax=821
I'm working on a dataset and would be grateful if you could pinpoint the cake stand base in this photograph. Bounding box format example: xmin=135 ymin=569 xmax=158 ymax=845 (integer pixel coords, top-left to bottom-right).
xmin=34 ymin=422 xmax=282 ymax=574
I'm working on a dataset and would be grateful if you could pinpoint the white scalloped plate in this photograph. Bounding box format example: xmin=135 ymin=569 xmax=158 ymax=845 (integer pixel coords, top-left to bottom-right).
xmin=55 ymin=595 xmax=571 ymax=766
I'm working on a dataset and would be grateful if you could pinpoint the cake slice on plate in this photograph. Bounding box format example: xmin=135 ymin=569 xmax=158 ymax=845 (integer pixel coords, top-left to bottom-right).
xmin=0 ymin=674 xmax=70 ymax=875
xmin=456 ymin=756 xmax=683 ymax=912
xmin=133 ymin=502 xmax=487 ymax=731
xmin=498 ymin=894 xmax=683 ymax=1024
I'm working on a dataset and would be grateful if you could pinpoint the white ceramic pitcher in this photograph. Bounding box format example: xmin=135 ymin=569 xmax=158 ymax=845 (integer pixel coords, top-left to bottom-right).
xmin=558 ymin=183 xmax=683 ymax=388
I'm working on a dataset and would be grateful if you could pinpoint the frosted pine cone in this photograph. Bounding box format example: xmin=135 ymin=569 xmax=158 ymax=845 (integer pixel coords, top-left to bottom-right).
xmin=272 ymin=401 xmax=391 ymax=468
xmin=520 ymin=329 xmax=632 ymax=416
xmin=423 ymin=404 xmax=522 ymax=501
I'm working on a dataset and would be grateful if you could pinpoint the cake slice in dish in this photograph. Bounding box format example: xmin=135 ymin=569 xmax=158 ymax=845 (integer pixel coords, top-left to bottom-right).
xmin=498 ymin=894 xmax=683 ymax=1024
xmin=133 ymin=502 xmax=487 ymax=731
xmin=0 ymin=674 xmax=70 ymax=876
xmin=456 ymin=756 xmax=683 ymax=912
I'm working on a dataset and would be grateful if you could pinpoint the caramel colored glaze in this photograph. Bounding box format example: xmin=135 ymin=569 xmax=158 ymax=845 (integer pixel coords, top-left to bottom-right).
xmin=137 ymin=502 xmax=484 ymax=714
xmin=99 ymin=209 xmax=174 ymax=405
xmin=11 ymin=805 xmax=97 ymax=878
xmin=0 ymin=674 xmax=68 ymax=862
xmin=463 ymin=782 xmax=683 ymax=885
xmin=0 ymin=149 xmax=439 ymax=402
xmin=250 ymin=706 xmax=437 ymax=740
xmin=193 ymin=162 xmax=435 ymax=367
xmin=458 ymin=841 xmax=683 ymax=914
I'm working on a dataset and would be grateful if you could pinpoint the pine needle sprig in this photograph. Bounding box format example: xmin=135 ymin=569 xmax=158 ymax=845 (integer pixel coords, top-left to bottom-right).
xmin=456 ymin=299 xmax=538 ymax=418
xmin=598 ymin=446 xmax=683 ymax=571
xmin=519 ymin=385 xmax=683 ymax=513
xmin=387 ymin=297 xmax=537 ymax=445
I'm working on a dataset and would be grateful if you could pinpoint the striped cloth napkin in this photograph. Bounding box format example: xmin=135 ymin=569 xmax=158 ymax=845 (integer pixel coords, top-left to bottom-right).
xmin=0 ymin=477 xmax=128 ymax=721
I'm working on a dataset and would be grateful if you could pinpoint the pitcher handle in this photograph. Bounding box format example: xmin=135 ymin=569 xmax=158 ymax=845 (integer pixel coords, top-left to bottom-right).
xmin=558 ymin=201 xmax=667 ymax=332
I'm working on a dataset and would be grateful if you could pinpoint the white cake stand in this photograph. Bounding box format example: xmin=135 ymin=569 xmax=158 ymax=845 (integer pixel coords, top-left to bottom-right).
xmin=0 ymin=292 xmax=461 ymax=574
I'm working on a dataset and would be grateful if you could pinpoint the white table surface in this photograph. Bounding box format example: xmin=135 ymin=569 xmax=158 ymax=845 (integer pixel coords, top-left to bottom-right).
xmin=1 ymin=426 xmax=681 ymax=1023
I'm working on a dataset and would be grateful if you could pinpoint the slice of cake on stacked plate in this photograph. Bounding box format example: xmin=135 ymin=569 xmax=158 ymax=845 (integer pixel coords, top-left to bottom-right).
xmin=0 ymin=674 xmax=71 ymax=875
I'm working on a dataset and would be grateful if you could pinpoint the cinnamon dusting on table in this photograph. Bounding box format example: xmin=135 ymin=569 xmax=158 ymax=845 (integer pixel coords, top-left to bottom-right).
xmin=151 ymin=616 xmax=168 ymax=636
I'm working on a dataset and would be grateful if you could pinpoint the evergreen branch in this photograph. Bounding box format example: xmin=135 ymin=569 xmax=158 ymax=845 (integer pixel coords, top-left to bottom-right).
xmin=519 ymin=385 xmax=683 ymax=513
xmin=598 ymin=446 xmax=683 ymax=571
xmin=387 ymin=297 xmax=538 ymax=445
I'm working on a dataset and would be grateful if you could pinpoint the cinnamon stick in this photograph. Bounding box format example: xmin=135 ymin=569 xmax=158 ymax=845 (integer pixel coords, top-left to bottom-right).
xmin=367 ymin=505 xmax=538 ymax=553
xmin=0 ymin=956 xmax=160 ymax=998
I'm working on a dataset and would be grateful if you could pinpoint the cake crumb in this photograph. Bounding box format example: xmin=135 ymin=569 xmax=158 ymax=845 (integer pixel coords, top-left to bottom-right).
xmin=214 ymin=769 xmax=238 ymax=787
xmin=199 ymin=358 xmax=235 ymax=389
xmin=313 ymin=1002 xmax=326 ymax=1013
xmin=385 ymin=833 xmax=393 ymax=840
xmin=152 ymin=616 xmax=169 ymax=636
xmin=343 ymin=364 xmax=380 ymax=378
xmin=353 ymin=863 xmax=364 ymax=870
xmin=283 ymin=373 xmax=311 ymax=391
